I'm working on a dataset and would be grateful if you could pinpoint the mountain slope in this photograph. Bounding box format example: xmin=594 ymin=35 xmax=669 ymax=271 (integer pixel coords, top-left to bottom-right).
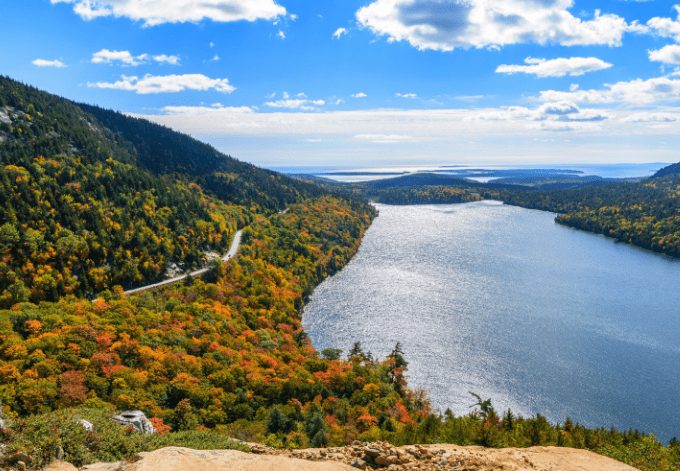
xmin=0 ymin=76 xmax=318 ymax=305
xmin=78 ymin=104 xmax=323 ymax=210
xmin=654 ymin=161 xmax=680 ymax=178
xmin=495 ymin=175 xmax=680 ymax=257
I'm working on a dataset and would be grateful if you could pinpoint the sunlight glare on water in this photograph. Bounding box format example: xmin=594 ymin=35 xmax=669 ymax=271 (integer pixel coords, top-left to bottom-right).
xmin=303 ymin=201 xmax=680 ymax=440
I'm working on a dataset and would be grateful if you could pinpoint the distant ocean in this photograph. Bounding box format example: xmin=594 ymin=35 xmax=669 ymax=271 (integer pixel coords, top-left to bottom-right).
xmin=270 ymin=162 xmax=669 ymax=183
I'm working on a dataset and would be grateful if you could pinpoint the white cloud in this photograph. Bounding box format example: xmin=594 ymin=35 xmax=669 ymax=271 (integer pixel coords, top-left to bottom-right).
xmin=621 ymin=112 xmax=679 ymax=123
xmin=396 ymin=92 xmax=417 ymax=98
xmin=146 ymin=102 xmax=613 ymax=137
xmin=354 ymin=133 xmax=417 ymax=143
xmin=32 ymin=58 xmax=67 ymax=68
xmin=159 ymin=105 xmax=254 ymax=116
xmin=539 ymin=76 xmax=680 ymax=105
xmin=649 ymin=44 xmax=680 ymax=65
xmin=468 ymin=101 xmax=610 ymax=124
xmin=356 ymin=0 xmax=632 ymax=51
xmin=536 ymin=121 xmax=597 ymax=132
xmin=264 ymin=99 xmax=326 ymax=110
xmin=50 ymin=0 xmax=285 ymax=26
xmin=333 ymin=27 xmax=348 ymax=39
xmin=352 ymin=92 xmax=368 ymax=98
xmin=88 ymin=74 xmax=236 ymax=94
xmin=277 ymin=30 xmax=286 ymax=39
xmin=496 ymin=56 xmax=613 ymax=78
xmin=153 ymin=54 xmax=180 ymax=65
xmin=134 ymin=104 xmax=680 ymax=165
xmin=647 ymin=5 xmax=680 ymax=42
xmin=265 ymin=92 xmax=326 ymax=110
xmin=92 ymin=49 xmax=180 ymax=66
xmin=92 ymin=49 xmax=139 ymax=65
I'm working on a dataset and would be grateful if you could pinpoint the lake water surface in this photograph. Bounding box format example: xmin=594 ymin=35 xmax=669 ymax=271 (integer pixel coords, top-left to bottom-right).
xmin=302 ymin=202 xmax=680 ymax=440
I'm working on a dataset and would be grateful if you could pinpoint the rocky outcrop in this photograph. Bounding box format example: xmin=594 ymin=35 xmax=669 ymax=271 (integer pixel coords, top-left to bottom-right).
xmin=49 ymin=442 xmax=638 ymax=471
xmin=249 ymin=441 xmax=637 ymax=470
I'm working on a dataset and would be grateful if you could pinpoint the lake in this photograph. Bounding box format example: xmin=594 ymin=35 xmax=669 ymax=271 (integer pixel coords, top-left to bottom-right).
xmin=302 ymin=201 xmax=680 ymax=441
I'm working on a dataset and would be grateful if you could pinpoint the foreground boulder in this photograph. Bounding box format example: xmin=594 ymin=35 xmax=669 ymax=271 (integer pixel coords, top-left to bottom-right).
xmin=67 ymin=443 xmax=637 ymax=471
xmin=78 ymin=447 xmax=354 ymax=471
xmin=111 ymin=411 xmax=155 ymax=434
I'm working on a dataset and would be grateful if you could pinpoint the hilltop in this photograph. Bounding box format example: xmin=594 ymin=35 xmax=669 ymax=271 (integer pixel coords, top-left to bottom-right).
xmin=46 ymin=443 xmax=637 ymax=471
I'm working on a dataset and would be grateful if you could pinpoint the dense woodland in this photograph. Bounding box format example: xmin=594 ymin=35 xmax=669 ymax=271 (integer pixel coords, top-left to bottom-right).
xmin=496 ymin=174 xmax=680 ymax=257
xmin=79 ymin=104 xmax=323 ymax=211
xmin=654 ymin=162 xmax=680 ymax=178
xmin=1 ymin=197 xmax=678 ymax=470
xmin=0 ymin=76 xmax=320 ymax=305
xmin=0 ymin=77 xmax=678 ymax=470
xmin=368 ymin=186 xmax=482 ymax=205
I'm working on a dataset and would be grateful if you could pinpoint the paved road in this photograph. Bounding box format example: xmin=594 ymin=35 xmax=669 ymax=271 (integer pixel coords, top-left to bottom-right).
xmin=122 ymin=229 xmax=243 ymax=296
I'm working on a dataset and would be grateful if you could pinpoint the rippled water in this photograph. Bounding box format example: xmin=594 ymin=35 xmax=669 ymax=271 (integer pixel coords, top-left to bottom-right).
xmin=303 ymin=202 xmax=680 ymax=440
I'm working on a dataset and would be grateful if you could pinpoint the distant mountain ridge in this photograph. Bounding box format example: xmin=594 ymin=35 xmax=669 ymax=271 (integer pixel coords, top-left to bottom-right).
xmin=654 ymin=161 xmax=680 ymax=178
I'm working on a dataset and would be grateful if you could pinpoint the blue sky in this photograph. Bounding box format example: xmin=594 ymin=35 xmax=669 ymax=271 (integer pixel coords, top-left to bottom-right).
xmin=2 ymin=0 xmax=680 ymax=167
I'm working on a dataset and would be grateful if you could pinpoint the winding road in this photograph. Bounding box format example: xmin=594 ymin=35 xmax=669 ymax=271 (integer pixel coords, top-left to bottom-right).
xmin=122 ymin=229 xmax=243 ymax=296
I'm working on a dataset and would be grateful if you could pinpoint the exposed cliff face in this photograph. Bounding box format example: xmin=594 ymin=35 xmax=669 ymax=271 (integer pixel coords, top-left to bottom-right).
xmin=45 ymin=443 xmax=637 ymax=471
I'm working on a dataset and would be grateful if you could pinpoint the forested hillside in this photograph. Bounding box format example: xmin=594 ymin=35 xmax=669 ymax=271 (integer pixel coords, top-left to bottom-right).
xmin=496 ymin=175 xmax=680 ymax=257
xmin=0 ymin=197 xmax=419 ymax=455
xmin=79 ymin=104 xmax=322 ymax=211
xmin=0 ymin=76 xmax=318 ymax=305
xmin=2 ymin=197 xmax=678 ymax=471
xmin=654 ymin=161 xmax=680 ymax=178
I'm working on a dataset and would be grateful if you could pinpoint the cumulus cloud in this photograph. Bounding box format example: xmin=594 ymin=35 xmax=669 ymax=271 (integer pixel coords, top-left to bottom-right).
xmin=649 ymin=44 xmax=680 ymax=65
xmin=469 ymin=101 xmax=610 ymax=124
xmin=352 ymin=92 xmax=368 ymax=98
xmin=333 ymin=27 xmax=348 ymax=39
xmin=396 ymin=92 xmax=417 ymax=98
xmin=496 ymin=57 xmax=612 ymax=78
xmin=32 ymin=58 xmax=67 ymax=68
xmin=356 ymin=0 xmax=632 ymax=51
xmin=92 ymin=49 xmax=139 ymax=65
xmin=92 ymin=49 xmax=180 ymax=66
xmin=50 ymin=0 xmax=285 ymax=26
xmin=647 ymin=5 xmax=680 ymax=42
xmin=88 ymin=74 xmax=236 ymax=94
xmin=153 ymin=54 xmax=181 ymax=65
xmin=539 ymin=76 xmax=680 ymax=105
xmin=265 ymin=92 xmax=326 ymax=110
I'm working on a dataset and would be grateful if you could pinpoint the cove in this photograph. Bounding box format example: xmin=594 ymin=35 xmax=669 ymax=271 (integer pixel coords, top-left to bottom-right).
xmin=302 ymin=201 xmax=680 ymax=441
